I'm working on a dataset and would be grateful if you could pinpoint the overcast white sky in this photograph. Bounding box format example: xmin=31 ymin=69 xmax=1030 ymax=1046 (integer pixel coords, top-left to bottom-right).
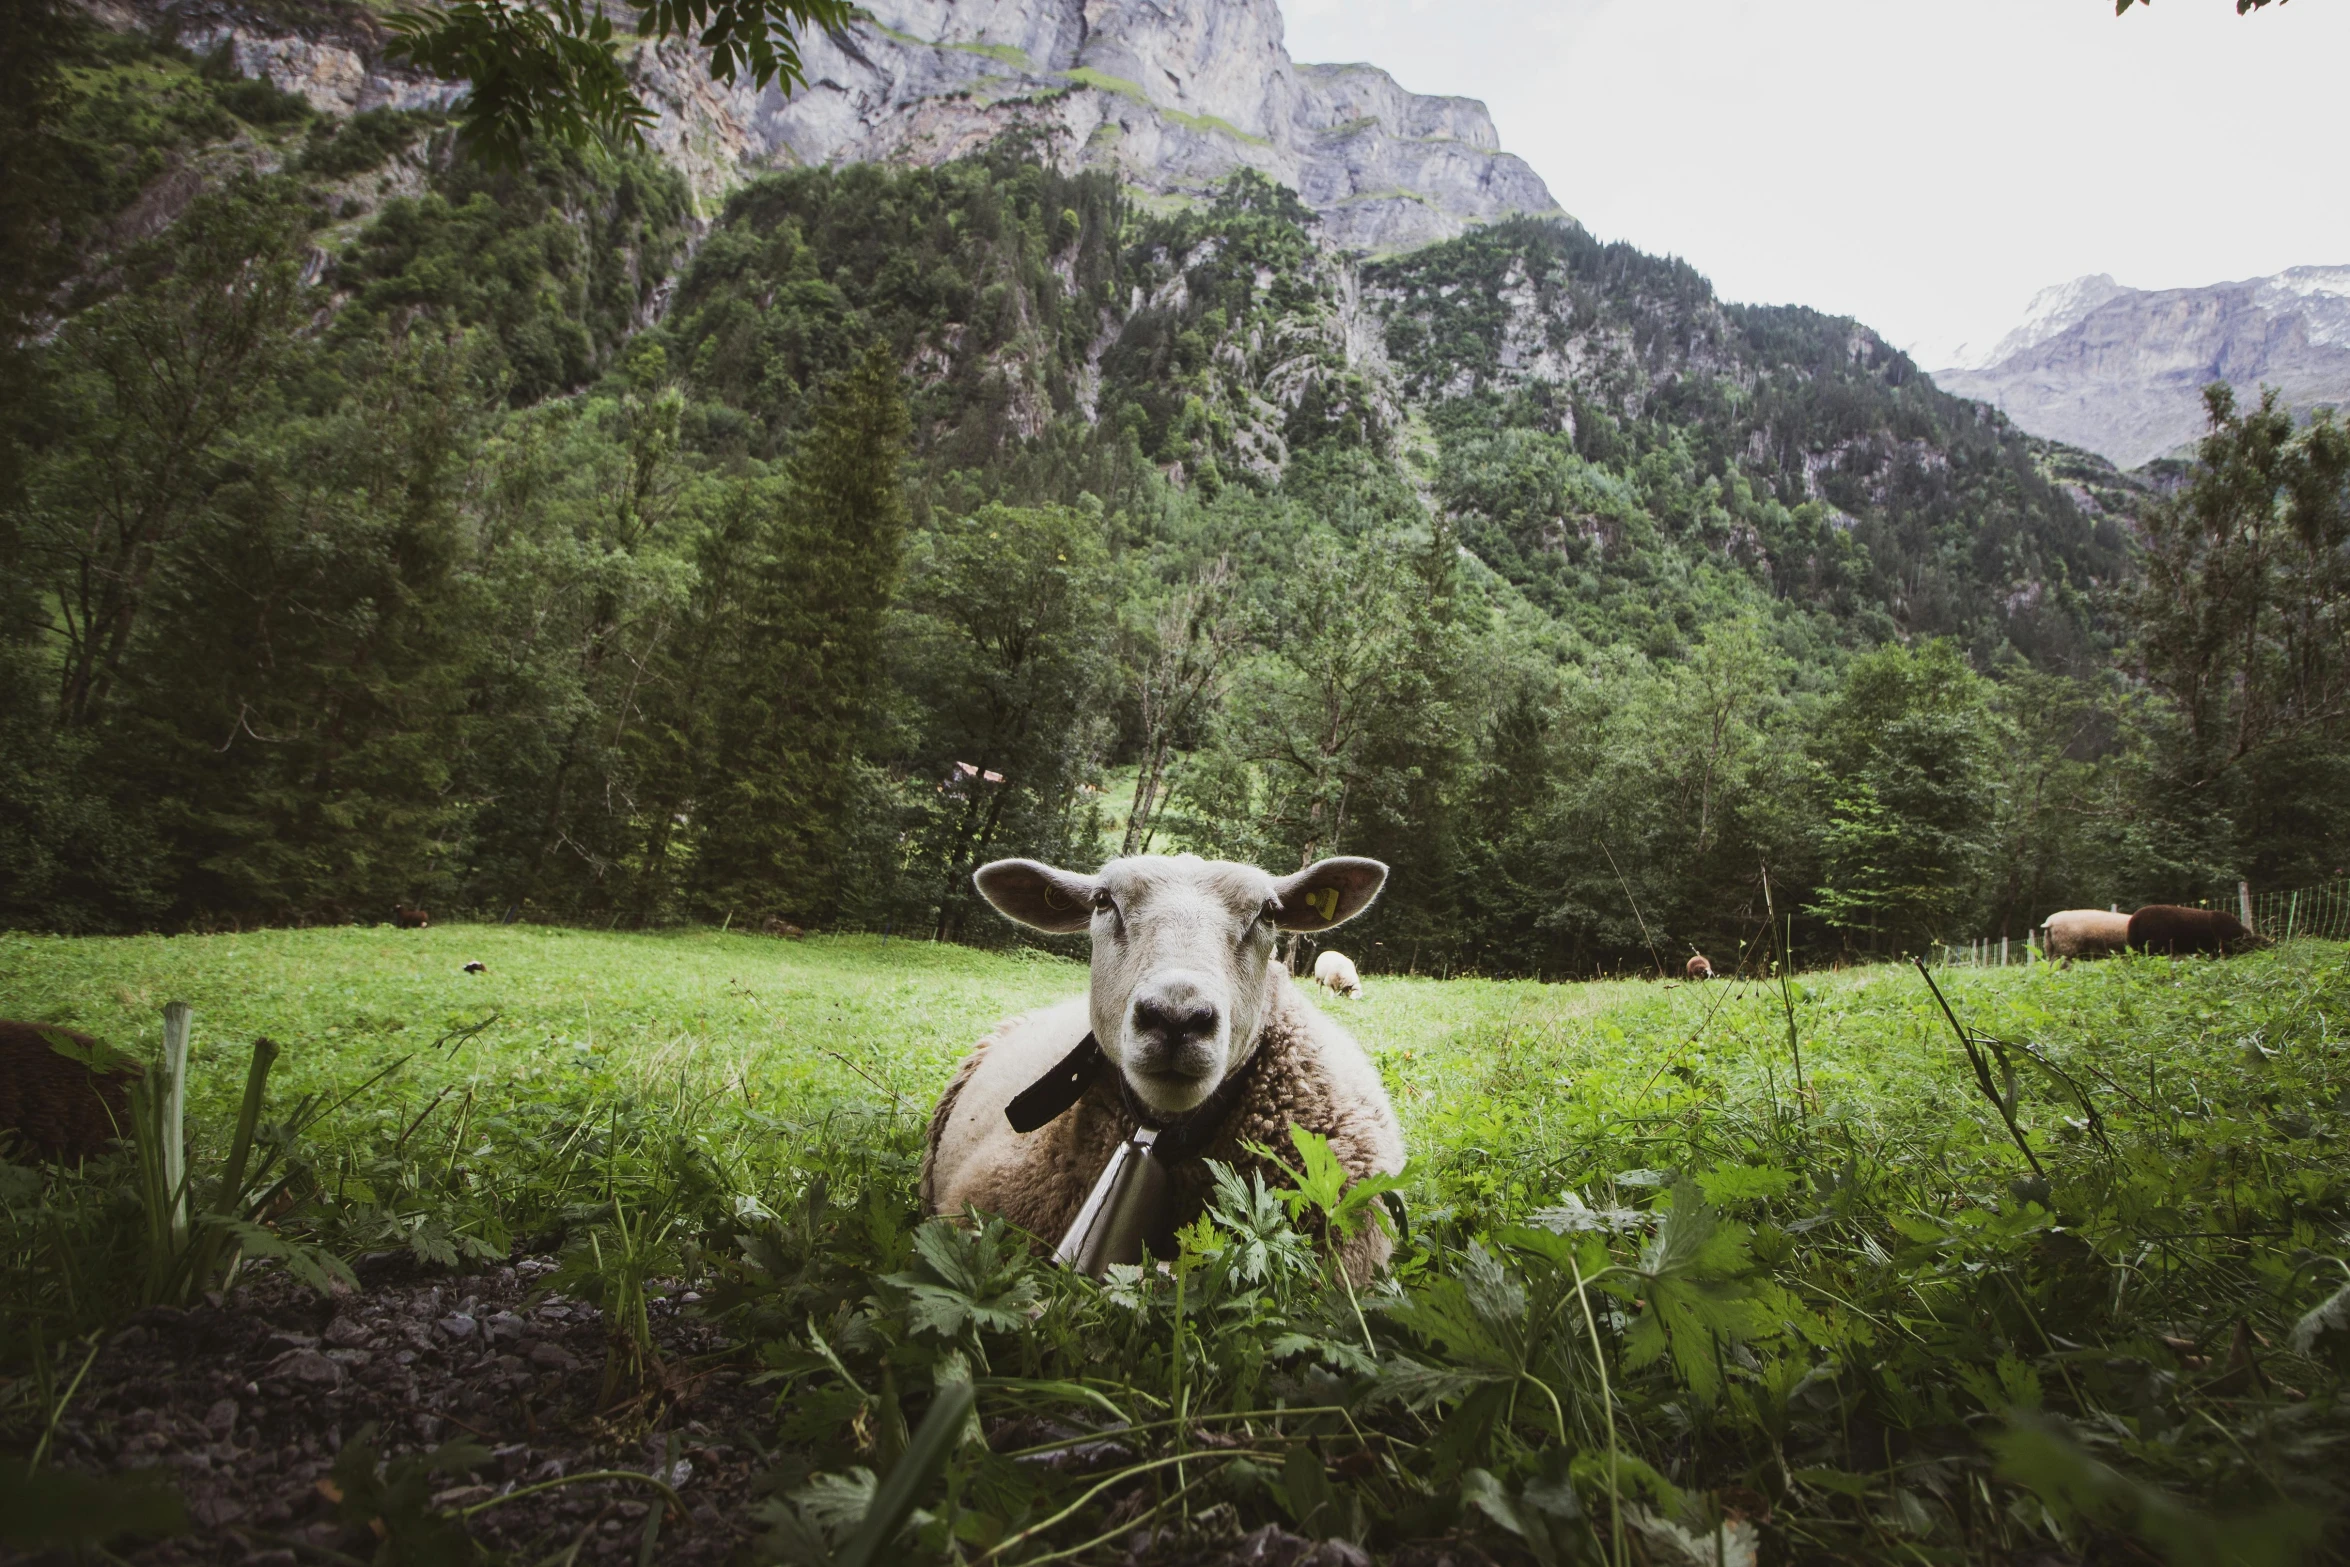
xmin=1278 ymin=0 xmax=2350 ymax=368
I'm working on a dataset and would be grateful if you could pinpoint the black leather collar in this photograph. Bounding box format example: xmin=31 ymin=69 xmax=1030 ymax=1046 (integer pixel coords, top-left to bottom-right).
xmin=1004 ymin=1031 xmax=1263 ymax=1159
xmin=1005 ymin=1033 xmax=1107 ymax=1133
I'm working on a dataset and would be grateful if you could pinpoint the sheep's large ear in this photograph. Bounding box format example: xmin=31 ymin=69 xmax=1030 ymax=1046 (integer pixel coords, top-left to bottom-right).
xmin=1271 ymin=857 xmax=1387 ymax=932
xmin=974 ymin=859 xmax=1099 ymax=934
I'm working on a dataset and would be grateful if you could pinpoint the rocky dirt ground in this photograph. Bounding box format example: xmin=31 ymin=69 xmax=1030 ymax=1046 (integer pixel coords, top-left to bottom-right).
xmin=13 ymin=1252 xmax=766 ymax=1565
xmin=9 ymin=1255 xmax=1426 ymax=1567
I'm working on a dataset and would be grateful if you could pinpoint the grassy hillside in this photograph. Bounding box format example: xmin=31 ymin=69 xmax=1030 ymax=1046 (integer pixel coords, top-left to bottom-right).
xmin=6 ymin=927 xmax=2347 ymax=1562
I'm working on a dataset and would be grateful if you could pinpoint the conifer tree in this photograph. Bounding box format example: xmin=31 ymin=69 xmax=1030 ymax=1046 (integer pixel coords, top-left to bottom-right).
xmin=1807 ymin=640 xmax=1997 ymax=953
xmin=2134 ymin=387 xmax=2350 ymax=885
xmin=691 ymin=343 xmax=909 ymax=923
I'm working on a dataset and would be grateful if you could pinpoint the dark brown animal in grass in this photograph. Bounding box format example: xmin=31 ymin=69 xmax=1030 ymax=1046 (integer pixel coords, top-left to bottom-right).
xmin=1685 ymin=953 xmax=1714 ymax=981
xmin=2128 ymin=905 xmax=2255 ymax=957
xmin=762 ymin=917 xmax=806 ymax=939
xmin=0 ymin=1020 xmax=140 ymax=1164
xmin=393 ymin=905 xmax=430 ymax=928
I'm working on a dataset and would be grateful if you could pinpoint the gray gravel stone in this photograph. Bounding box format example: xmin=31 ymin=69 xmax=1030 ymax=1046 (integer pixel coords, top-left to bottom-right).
xmin=324 ymin=1314 xmax=375 ymax=1348
xmin=261 ymin=1348 xmax=344 ymax=1389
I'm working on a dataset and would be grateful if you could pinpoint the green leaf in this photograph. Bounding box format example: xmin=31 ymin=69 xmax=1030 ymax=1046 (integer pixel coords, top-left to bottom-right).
xmin=1379 ymin=1242 xmax=1524 ymax=1373
xmin=39 ymin=1027 xmax=138 ymax=1076
xmin=1989 ymin=1413 xmax=2323 ymax=1567
xmin=1463 ymin=1452 xmax=1580 ymax=1567
xmin=210 ymin=1216 xmax=358 ymax=1296
xmin=388 ymin=0 xmax=854 ymax=168
xmin=836 ymin=1376 xmax=977 ymax=1567
xmin=1272 ymin=1124 xmax=1350 ymax=1216
xmin=886 ymin=1217 xmax=1041 ymax=1344
xmin=1622 ymin=1179 xmax=1763 ymax=1404
xmin=1789 ymin=1466 xmax=1874 ymax=1498
xmin=1696 ymin=1163 xmax=1794 ymax=1204
xmin=324 ymin=1425 xmax=491 ymax=1563
xmin=972 ymin=1377 xmax=1130 ymax=1422
xmin=386 ymin=0 xmax=651 ymax=169
xmin=1358 ymin=1353 xmax=1509 ymax=1412
xmin=1262 ymin=1127 xmax=1405 ymax=1242
xmin=796 ymin=1467 xmax=879 ymax=1536
xmin=2287 ymin=1276 xmax=2350 ymax=1371
xmin=1280 ymin=1443 xmax=1342 ymax=1536
xmin=0 ymin=1465 xmax=187 ymax=1545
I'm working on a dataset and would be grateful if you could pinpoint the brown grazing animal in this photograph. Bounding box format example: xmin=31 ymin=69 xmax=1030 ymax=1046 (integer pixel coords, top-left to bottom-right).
xmin=762 ymin=917 xmax=806 ymax=939
xmin=2128 ymin=905 xmax=2254 ymax=957
xmin=393 ymin=905 xmax=430 ymax=928
xmin=1685 ymin=953 xmax=1713 ymax=981
xmin=2040 ymin=909 xmax=2131 ymax=963
xmin=0 ymin=1020 xmax=139 ymax=1164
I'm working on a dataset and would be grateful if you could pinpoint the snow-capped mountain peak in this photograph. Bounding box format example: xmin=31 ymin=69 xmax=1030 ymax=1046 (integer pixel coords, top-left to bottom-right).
xmin=1942 ymin=274 xmax=2128 ymax=373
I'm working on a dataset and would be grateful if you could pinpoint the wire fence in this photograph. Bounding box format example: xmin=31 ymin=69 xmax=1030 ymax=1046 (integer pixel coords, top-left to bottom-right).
xmin=1937 ymin=875 xmax=2350 ymax=966
xmin=2246 ymin=877 xmax=2350 ymax=942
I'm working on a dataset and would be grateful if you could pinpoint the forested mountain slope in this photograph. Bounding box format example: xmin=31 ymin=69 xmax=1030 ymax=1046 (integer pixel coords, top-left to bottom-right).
xmin=11 ymin=2 xmax=2341 ymax=974
xmin=663 ymin=159 xmax=2132 ymax=670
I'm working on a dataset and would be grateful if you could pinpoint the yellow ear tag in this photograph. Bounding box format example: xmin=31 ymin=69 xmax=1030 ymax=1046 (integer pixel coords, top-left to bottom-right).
xmin=1307 ymin=887 xmax=1339 ymax=922
xmin=1042 ymin=884 xmax=1071 ymax=910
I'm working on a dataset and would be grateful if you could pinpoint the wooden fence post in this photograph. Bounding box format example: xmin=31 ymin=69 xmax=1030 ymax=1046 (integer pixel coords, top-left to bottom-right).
xmin=2239 ymin=879 xmax=2255 ymax=934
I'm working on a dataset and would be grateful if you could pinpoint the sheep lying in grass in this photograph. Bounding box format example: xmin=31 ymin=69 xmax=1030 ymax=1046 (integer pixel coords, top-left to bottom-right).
xmin=0 ymin=1020 xmax=138 ymax=1164
xmin=923 ymin=854 xmax=1405 ymax=1281
xmin=1312 ymin=949 xmax=1363 ymax=999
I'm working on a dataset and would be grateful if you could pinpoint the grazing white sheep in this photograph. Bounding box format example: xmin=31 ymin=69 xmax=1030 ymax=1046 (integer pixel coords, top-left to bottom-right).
xmin=2040 ymin=909 xmax=2131 ymax=964
xmin=1312 ymin=949 xmax=1363 ymax=999
xmin=922 ymin=854 xmax=1405 ymax=1281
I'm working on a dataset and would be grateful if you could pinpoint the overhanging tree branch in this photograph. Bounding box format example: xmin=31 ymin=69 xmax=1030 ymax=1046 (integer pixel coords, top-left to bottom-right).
xmin=387 ymin=0 xmax=855 ymax=168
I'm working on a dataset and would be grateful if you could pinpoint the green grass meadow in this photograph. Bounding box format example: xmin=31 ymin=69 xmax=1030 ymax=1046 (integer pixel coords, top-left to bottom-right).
xmin=13 ymin=921 xmax=2299 ymax=1198
xmin=5 ymin=926 xmax=2349 ymax=1563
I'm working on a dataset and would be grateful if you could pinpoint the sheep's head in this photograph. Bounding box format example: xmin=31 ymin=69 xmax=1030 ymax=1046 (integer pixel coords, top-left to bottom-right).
xmin=974 ymin=853 xmax=1387 ymax=1118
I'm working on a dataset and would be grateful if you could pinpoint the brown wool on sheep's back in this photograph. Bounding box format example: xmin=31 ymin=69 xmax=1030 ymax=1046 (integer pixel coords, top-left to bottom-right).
xmin=0 ymin=1020 xmax=140 ymax=1164
xmin=1686 ymin=953 xmax=1714 ymax=980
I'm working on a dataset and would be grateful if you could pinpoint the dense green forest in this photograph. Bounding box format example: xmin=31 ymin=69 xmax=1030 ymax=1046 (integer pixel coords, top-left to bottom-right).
xmin=6 ymin=12 xmax=2349 ymax=974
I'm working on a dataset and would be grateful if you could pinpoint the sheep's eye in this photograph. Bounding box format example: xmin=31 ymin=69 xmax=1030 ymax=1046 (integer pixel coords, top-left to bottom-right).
xmin=1258 ymin=900 xmax=1279 ymax=927
xmin=1092 ymin=889 xmax=1115 ymax=914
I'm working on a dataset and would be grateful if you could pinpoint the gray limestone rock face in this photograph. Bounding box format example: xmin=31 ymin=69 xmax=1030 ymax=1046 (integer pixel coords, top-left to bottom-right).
xmin=625 ymin=0 xmax=1564 ymax=250
xmin=1935 ymin=267 xmax=2350 ymax=469
xmin=151 ymin=0 xmax=465 ymax=117
xmin=103 ymin=0 xmax=1561 ymax=253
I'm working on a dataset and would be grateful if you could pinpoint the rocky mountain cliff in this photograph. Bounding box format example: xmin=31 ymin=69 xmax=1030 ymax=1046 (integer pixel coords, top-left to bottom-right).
xmin=1934 ymin=267 xmax=2350 ymax=469
xmin=138 ymin=0 xmax=1564 ymax=254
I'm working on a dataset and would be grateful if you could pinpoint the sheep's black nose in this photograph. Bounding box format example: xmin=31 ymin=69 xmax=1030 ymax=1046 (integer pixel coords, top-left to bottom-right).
xmin=1133 ymin=993 xmax=1218 ymax=1044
